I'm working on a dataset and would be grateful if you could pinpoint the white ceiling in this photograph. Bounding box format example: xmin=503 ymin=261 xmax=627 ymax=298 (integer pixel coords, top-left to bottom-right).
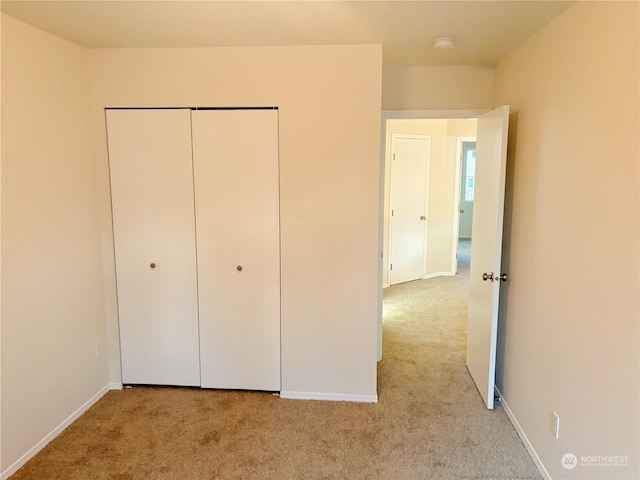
xmin=1 ymin=1 xmax=574 ymax=66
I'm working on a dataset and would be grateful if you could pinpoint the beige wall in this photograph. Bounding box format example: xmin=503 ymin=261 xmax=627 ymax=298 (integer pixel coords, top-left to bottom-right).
xmin=383 ymin=119 xmax=476 ymax=287
xmin=382 ymin=66 xmax=493 ymax=110
xmin=1 ymin=14 xmax=109 ymax=472
xmin=88 ymin=45 xmax=382 ymax=400
xmin=494 ymin=2 xmax=639 ymax=479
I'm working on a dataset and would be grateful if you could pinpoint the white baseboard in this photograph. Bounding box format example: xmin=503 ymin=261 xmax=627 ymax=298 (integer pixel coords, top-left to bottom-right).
xmin=1 ymin=384 xmax=111 ymax=480
xmin=386 ymin=273 xmax=455 ymax=287
xmin=423 ymin=272 xmax=455 ymax=279
xmin=109 ymin=382 xmax=123 ymax=390
xmin=496 ymin=388 xmax=551 ymax=480
xmin=280 ymin=391 xmax=378 ymax=403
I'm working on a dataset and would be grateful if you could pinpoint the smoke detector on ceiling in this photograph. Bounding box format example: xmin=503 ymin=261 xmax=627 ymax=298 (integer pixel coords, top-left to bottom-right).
xmin=433 ymin=37 xmax=455 ymax=49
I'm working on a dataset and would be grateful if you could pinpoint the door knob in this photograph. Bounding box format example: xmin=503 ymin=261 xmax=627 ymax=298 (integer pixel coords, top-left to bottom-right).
xmin=237 ymin=265 xmax=243 ymax=271
xmin=420 ymin=216 xmax=427 ymax=220
xmin=150 ymin=263 xmax=156 ymax=269
xmin=482 ymin=272 xmax=508 ymax=282
xmin=460 ymin=209 xmax=464 ymax=214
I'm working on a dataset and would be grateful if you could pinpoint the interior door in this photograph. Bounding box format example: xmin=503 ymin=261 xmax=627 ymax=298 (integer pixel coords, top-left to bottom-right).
xmin=466 ymin=105 xmax=510 ymax=409
xmin=107 ymin=109 xmax=201 ymax=387
xmin=389 ymin=135 xmax=430 ymax=285
xmin=192 ymin=109 xmax=281 ymax=391
xmin=458 ymin=142 xmax=476 ymax=239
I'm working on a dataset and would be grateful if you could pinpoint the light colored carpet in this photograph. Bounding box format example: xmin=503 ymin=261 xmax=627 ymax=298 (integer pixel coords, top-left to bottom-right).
xmin=10 ymin=239 xmax=541 ymax=479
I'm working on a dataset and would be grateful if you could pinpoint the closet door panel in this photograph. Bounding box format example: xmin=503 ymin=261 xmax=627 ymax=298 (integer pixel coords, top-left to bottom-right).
xmin=107 ymin=109 xmax=200 ymax=386
xmin=193 ymin=109 xmax=281 ymax=391
xmin=192 ymin=110 xmax=241 ymax=371
xmin=235 ymin=110 xmax=281 ymax=390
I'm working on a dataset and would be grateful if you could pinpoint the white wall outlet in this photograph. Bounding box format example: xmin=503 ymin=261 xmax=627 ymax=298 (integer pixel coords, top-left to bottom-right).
xmin=96 ymin=341 xmax=101 ymax=357
xmin=551 ymin=411 xmax=560 ymax=439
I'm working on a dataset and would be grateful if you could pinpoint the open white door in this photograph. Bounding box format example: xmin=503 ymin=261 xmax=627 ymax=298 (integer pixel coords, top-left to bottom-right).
xmin=466 ymin=105 xmax=510 ymax=409
xmin=458 ymin=142 xmax=477 ymax=239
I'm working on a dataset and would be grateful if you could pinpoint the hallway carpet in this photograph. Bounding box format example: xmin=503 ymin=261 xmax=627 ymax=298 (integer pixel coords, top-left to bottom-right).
xmin=11 ymin=243 xmax=540 ymax=479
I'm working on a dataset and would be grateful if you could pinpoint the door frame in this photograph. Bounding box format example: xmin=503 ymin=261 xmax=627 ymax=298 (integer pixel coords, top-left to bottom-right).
xmin=388 ymin=133 xmax=431 ymax=286
xmin=378 ymin=109 xmax=488 ymax=361
xmin=452 ymin=136 xmax=477 ymax=274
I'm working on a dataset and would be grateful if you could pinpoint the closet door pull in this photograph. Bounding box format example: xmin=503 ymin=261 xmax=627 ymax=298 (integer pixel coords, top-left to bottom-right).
xmin=150 ymin=263 xmax=156 ymax=269
xmin=237 ymin=265 xmax=243 ymax=271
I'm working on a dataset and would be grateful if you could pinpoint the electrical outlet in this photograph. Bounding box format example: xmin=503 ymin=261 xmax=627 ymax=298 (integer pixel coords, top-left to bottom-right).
xmin=96 ymin=341 xmax=101 ymax=357
xmin=551 ymin=411 xmax=560 ymax=439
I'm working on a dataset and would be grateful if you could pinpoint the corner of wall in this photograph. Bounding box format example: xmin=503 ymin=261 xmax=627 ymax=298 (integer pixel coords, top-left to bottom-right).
xmin=1 ymin=14 xmax=110 ymax=472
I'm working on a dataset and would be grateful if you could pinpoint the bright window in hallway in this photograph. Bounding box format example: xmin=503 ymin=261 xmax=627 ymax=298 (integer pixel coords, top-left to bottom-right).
xmin=464 ymin=149 xmax=476 ymax=201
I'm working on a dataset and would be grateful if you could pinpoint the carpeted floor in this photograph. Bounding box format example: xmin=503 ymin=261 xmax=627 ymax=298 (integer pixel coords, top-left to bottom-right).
xmin=10 ymin=240 xmax=541 ymax=479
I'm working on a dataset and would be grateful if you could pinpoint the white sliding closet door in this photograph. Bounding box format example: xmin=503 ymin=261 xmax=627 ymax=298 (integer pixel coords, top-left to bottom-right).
xmin=192 ymin=109 xmax=281 ymax=391
xmin=107 ymin=109 xmax=200 ymax=386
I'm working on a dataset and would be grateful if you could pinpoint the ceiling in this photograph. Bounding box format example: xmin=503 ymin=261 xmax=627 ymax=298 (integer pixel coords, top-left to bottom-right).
xmin=1 ymin=1 xmax=573 ymax=67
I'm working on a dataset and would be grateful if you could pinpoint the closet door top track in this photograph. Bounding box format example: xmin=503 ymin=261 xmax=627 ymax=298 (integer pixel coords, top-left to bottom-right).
xmin=105 ymin=106 xmax=278 ymax=111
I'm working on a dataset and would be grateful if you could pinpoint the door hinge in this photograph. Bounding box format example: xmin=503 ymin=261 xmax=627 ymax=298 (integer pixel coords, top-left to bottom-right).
xmin=392 ymin=209 xmax=394 ymax=216
xmin=390 ymin=264 xmax=393 ymax=271
xmin=393 ymin=153 xmax=395 ymax=160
